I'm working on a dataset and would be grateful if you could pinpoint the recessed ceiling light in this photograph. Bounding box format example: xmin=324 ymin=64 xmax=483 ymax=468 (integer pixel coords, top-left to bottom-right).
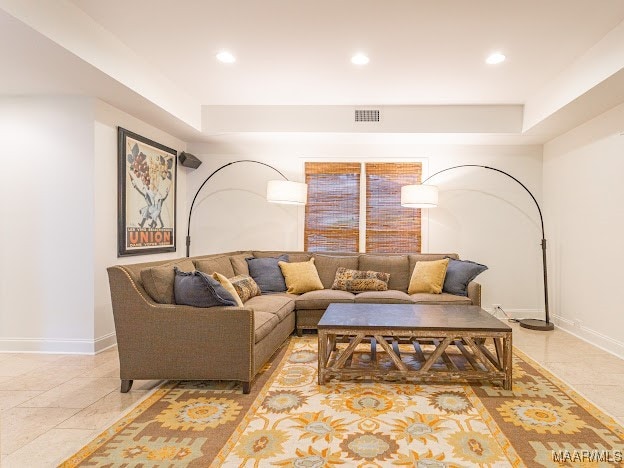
xmin=351 ymin=53 xmax=370 ymax=65
xmin=486 ymin=52 xmax=506 ymax=65
xmin=216 ymin=51 xmax=236 ymax=63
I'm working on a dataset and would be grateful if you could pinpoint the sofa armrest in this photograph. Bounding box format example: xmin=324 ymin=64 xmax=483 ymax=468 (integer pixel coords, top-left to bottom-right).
xmin=467 ymin=281 xmax=482 ymax=307
xmin=107 ymin=265 xmax=254 ymax=382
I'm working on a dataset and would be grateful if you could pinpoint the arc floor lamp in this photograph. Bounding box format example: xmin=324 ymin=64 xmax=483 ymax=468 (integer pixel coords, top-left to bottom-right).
xmin=401 ymin=164 xmax=554 ymax=331
xmin=186 ymin=159 xmax=307 ymax=257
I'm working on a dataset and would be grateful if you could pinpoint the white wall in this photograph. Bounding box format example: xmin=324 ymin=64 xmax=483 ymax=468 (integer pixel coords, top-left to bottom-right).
xmin=0 ymin=96 xmax=188 ymax=354
xmin=93 ymin=100 xmax=187 ymax=351
xmin=188 ymin=135 xmax=544 ymax=314
xmin=544 ymin=102 xmax=624 ymax=358
xmin=0 ymin=96 xmax=95 ymax=352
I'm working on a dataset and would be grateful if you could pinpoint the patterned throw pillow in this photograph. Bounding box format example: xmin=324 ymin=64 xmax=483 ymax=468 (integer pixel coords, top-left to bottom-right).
xmin=331 ymin=267 xmax=390 ymax=292
xmin=229 ymin=275 xmax=262 ymax=303
xmin=212 ymin=272 xmax=244 ymax=307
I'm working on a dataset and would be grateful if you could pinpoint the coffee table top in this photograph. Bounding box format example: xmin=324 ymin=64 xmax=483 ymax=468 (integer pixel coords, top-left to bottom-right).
xmin=318 ymin=303 xmax=511 ymax=332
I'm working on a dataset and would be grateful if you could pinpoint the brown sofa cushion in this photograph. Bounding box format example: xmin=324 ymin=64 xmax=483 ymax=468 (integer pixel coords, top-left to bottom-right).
xmin=359 ymin=255 xmax=409 ymax=292
xmin=313 ymin=254 xmax=359 ymax=289
xmin=254 ymin=311 xmax=280 ymax=343
xmin=253 ymin=251 xmax=312 ymax=263
xmin=245 ymin=295 xmax=295 ymax=321
xmin=230 ymin=252 xmax=252 ymax=276
xmin=411 ymin=293 xmax=472 ymax=305
xmin=194 ymin=255 xmax=235 ymax=278
xmin=332 ymin=268 xmax=390 ymax=292
xmin=140 ymin=258 xmax=195 ymax=304
xmin=354 ymin=291 xmax=414 ymax=304
xmin=295 ymin=289 xmax=355 ymax=310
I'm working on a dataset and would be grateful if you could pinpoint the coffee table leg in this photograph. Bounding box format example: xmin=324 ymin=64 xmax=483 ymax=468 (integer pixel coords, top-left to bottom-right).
xmin=503 ymin=332 xmax=513 ymax=390
xmin=329 ymin=334 xmax=336 ymax=351
xmin=493 ymin=337 xmax=503 ymax=367
xmin=318 ymin=330 xmax=327 ymax=385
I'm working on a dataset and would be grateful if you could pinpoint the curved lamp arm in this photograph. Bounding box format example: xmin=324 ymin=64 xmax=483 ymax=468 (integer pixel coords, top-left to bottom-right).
xmin=421 ymin=165 xmax=545 ymax=240
xmin=186 ymin=159 xmax=302 ymax=257
xmin=403 ymin=164 xmax=553 ymax=331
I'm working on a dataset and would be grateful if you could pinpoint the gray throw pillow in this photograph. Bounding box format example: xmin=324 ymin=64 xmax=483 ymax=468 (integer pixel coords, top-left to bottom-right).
xmin=246 ymin=254 xmax=289 ymax=293
xmin=173 ymin=268 xmax=238 ymax=307
xmin=442 ymin=258 xmax=488 ymax=296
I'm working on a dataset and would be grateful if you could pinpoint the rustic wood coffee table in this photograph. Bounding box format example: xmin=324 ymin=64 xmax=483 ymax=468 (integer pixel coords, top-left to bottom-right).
xmin=317 ymin=303 xmax=512 ymax=390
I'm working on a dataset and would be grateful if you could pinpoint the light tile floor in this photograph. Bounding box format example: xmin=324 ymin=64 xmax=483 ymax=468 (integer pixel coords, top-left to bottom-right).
xmin=0 ymin=324 xmax=623 ymax=467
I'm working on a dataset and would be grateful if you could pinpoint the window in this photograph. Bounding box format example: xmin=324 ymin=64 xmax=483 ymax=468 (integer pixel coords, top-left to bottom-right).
xmin=304 ymin=162 xmax=422 ymax=253
xmin=366 ymin=163 xmax=422 ymax=253
xmin=304 ymin=162 xmax=361 ymax=252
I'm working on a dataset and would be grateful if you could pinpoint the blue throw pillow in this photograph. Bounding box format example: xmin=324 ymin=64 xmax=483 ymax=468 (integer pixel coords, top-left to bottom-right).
xmin=173 ymin=268 xmax=238 ymax=307
xmin=442 ymin=258 xmax=488 ymax=296
xmin=246 ymin=255 xmax=289 ymax=293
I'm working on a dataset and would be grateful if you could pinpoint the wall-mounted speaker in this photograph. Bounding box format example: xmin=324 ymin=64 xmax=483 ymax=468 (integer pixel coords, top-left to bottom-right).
xmin=179 ymin=152 xmax=202 ymax=169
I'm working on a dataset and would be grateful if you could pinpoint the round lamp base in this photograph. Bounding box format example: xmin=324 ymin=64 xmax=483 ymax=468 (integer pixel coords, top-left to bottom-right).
xmin=518 ymin=319 xmax=554 ymax=331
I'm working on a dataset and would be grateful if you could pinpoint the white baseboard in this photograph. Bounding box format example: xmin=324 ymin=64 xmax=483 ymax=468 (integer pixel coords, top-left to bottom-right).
xmin=553 ymin=314 xmax=624 ymax=360
xmin=0 ymin=332 xmax=117 ymax=355
xmin=485 ymin=310 xmax=624 ymax=360
xmin=485 ymin=308 xmax=543 ymax=320
xmin=94 ymin=332 xmax=117 ymax=354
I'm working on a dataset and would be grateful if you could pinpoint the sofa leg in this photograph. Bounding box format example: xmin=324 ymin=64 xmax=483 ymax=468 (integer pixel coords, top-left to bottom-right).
xmin=242 ymin=381 xmax=251 ymax=394
xmin=297 ymin=328 xmax=303 ymax=337
xmin=120 ymin=379 xmax=133 ymax=393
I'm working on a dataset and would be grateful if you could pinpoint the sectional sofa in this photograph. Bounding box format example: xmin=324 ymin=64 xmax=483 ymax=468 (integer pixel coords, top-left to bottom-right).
xmin=107 ymin=250 xmax=481 ymax=393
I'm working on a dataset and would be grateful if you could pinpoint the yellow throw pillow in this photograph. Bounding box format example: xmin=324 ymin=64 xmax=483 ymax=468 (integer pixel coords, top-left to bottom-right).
xmin=278 ymin=258 xmax=324 ymax=294
xmin=408 ymin=258 xmax=450 ymax=294
xmin=212 ymin=272 xmax=244 ymax=307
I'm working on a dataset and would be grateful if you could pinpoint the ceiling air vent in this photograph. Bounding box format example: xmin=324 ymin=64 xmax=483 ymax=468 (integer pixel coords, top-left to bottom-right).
xmin=355 ymin=109 xmax=380 ymax=122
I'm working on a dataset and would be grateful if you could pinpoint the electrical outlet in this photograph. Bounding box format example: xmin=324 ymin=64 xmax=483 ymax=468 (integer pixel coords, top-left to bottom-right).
xmin=492 ymin=304 xmax=501 ymax=310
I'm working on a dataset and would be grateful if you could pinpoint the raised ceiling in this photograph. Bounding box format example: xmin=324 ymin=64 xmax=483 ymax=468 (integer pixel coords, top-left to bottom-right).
xmin=71 ymin=0 xmax=624 ymax=105
xmin=2 ymin=1 xmax=624 ymax=141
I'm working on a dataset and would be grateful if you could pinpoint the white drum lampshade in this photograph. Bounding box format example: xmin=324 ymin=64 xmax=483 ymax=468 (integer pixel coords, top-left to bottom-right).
xmin=401 ymin=184 xmax=439 ymax=208
xmin=266 ymin=180 xmax=308 ymax=205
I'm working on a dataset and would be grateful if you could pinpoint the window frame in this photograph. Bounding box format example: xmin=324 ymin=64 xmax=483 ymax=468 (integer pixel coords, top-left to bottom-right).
xmin=303 ymin=159 xmax=426 ymax=253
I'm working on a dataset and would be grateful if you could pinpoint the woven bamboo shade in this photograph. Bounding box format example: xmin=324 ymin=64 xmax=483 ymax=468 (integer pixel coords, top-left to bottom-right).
xmin=304 ymin=162 xmax=361 ymax=252
xmin=365 ymin=162 xmax=422 ymax=253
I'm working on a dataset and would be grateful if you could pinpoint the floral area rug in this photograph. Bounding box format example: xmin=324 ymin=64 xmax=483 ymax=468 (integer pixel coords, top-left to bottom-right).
xmin=62 ymin=336 xmax=624 ymax=467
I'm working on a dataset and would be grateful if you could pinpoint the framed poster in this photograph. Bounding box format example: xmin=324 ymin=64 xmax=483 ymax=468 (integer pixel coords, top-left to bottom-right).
xmin=118 ymin=127 xmax=177 ymax=256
